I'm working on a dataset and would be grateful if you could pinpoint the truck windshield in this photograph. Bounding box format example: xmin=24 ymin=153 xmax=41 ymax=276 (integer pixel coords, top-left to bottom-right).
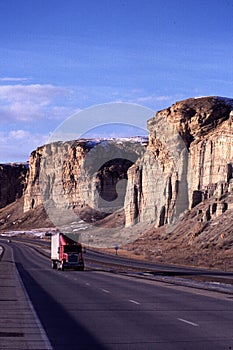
xmin=64 ymin=245 xmax=81 ymax=253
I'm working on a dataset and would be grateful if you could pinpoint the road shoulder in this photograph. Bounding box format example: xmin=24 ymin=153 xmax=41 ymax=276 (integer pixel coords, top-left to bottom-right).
xmin=0 ymin=241 xmax=52 ymax=350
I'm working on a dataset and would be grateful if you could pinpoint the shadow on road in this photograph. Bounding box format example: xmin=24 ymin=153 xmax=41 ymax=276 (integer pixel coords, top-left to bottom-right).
xmin=16 ymin=262 xmax=107 ymax=350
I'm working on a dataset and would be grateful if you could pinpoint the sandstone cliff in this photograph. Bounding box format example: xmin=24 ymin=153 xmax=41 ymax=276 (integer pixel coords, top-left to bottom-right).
xmin=21 ymin=96 xmax=233 ymax=232
xmin=23 ymin=138 xmax=148 ymax=227
xmin=124 ymin=96 xmax=233 ymax=227
xmin=1 ymin=96 xmax=233 ymax=269
xmin=1 ymin=96 xmax=232 ymax=240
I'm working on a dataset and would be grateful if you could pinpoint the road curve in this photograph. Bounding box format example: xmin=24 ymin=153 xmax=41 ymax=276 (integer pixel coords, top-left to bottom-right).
xmin=10 ymin=241 xmax=233 ymax=349
xmin=10 ymin=237 xmax=233 ymax=279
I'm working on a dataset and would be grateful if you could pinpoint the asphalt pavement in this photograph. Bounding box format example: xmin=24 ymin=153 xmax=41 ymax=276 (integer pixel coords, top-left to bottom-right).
xmin=0 ymin=241 xmax=52 ymax=350
xmin=3 ymin=240 xmax=233 ymax=350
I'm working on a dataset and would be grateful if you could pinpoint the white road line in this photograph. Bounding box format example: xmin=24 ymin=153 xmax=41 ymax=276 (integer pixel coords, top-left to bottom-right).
xmin=15 ymin=262 xmax=53 ymax=349
xmin=129 ymin=299 xmax=140 ymax=305
xmin=102 ymin=289 xmax=110 ymax=293
xmin=85 ymin=282 xmax=90 ymax=286
xmin=177 ymin=318 xmax=199 ymax=327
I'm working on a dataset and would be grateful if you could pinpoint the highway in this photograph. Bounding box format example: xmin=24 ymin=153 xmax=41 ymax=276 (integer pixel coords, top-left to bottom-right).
xmin=8 ymin=240 xmax=233 ymax=349
xmin=11 ymin=236 xmax=233 ymax=279
xmin=85 ymin=249 xmax=233 ymax=278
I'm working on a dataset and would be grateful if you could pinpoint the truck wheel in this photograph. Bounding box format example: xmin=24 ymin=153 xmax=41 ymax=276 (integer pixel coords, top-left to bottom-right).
xmin=52 ymin=261 xmax=57 ymax=269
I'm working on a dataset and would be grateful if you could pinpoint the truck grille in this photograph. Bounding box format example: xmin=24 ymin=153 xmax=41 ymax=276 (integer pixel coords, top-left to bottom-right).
xmin=68 ymin=254 xmax=78 ymax=263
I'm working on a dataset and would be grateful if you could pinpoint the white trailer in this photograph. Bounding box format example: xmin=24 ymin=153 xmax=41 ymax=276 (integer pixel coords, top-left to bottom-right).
xmin=51 ymin=232 xmax=84 ymax=271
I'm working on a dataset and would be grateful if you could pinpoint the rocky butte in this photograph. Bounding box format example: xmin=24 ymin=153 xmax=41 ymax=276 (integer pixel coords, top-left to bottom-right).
xmin=4 ymin=96 xmax=233 ymax=228
xmin=125 ymin=96 xmax=233 ymax=227
xmin=23 ymin=137 xmax=148 ymax=227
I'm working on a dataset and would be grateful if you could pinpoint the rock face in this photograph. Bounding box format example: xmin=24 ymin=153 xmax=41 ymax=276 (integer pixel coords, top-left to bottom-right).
xmin=124 ymin=96 xmax=233 ymax=227
xmin=23 ymin=138 xmax=148 ymax=226
xmin=24 ymin=141 xmax=72 ymax=213
xmin=0 ymin=163 xmax=28 ymax=208
xmin=10 ymin=96 xmax=233 ymax=232
xmin=1 ymin=96 xmax=233 ymax=267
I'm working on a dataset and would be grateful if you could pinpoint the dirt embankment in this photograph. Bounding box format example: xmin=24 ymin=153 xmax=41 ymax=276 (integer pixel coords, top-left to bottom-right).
xmin=0 ymin=198 xmax=54 ymax=230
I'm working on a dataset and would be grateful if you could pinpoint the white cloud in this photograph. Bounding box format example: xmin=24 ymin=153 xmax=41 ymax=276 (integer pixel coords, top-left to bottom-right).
xmin=0 ymin=84 xmax=73 ymax=122
xmin=8 ymin=129 xmax=31 ymax=140
xmin=0 ymin=129 xmax=47 ymax=145
xmin=124 ymin=92 xmax=184 ymax=107
xmin=0 ymin=77 xmax=31 ymax=82
xmin=0 ymin=82 xmax=186 ymax=162
xmin=156 ymin=95 xmax=175 ymax=102
xmin=50 ymin=106 xmax=82 ymax=120
xmin=0 ymin=84 xmax=69 ymax=103
xmin=0 ymin=129 xmax=49 ymax=163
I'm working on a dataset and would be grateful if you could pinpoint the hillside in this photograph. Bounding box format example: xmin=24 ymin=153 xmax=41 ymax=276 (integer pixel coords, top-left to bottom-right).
xmin=125 ymin=190 xmax=233 ymax=271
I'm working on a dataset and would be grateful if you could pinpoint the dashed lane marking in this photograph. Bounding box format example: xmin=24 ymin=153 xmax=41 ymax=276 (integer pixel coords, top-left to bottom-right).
xmin=129 ymin=299 xmax=140 ymax=305
xmin=102 ymin=289 xmax=110 ymax=293
xmin=177 ymin=318 xmax=199 ymax=327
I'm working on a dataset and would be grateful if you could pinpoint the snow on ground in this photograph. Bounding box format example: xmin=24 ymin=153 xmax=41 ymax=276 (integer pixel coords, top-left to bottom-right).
xmin=138 ymin=273 xmax=233 ymax=294
xmin=0 ymin=228 xmax=58 ymax=238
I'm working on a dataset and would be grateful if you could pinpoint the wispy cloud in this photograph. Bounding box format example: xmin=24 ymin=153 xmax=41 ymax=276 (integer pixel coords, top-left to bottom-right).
xmin=0 ymin=77 xmax=31 ymax=82
xmin=120 ymin=91 xmax=185 ymax=108
xmin=0 ymin=83 xmax=185 ymax=162
xmin=0 ymin=84 xmax=70 ymax=103
xmin=0 ymin=84 xmax=73 ymax=122
xmin=8 ymin=129 xmax=31 ymax=140
xmin=0 ymin=129 xmax=49 ymax=162
xmin=0 ymin=83 xmax=78 ymax=161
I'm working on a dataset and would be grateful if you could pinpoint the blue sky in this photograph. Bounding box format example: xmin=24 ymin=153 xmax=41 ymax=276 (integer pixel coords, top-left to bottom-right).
xmin=0 ymin=0 xmax=232 ymax=162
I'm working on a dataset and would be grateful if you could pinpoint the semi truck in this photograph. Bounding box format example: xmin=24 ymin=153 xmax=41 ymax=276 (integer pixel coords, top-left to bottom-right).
xmin=51 ymin=232 xmax=84 ymax=271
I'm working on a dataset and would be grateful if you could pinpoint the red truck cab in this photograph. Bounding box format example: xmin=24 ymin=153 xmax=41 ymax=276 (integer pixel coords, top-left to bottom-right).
xmin=51 ymin=233 xmax=84 ymax=271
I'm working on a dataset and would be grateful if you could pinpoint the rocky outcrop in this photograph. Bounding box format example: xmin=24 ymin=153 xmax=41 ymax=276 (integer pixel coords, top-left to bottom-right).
xmin=11 ymin=96 xmax=233 ymax=232
xmin=1 ymin=96 xmax=233 ymax=266
xmin=24 ymin=141 xmax=72 ymax=213
xmin=23 ymin=138 xmax=148 ymax=226
xmin=124 ymin=96 xmax=233 ymax=227
xmin=124 ymin=189 xmax=233 ymax=270
xmin=0 ymin=163 xmax=28 ymax=208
